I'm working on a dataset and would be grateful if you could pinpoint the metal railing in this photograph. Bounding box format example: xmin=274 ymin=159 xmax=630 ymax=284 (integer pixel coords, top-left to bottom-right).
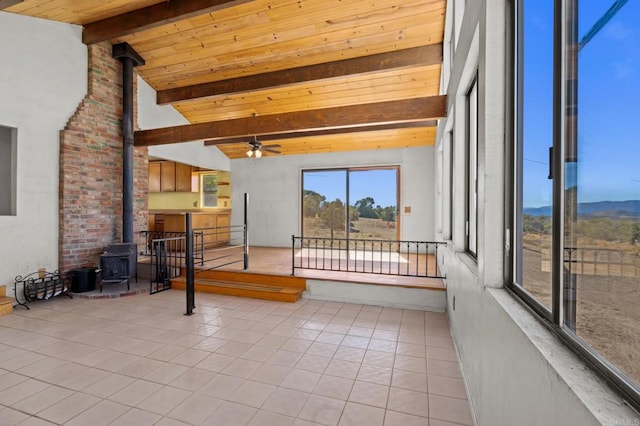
xmin=141 ymin=225 xmax=248 ymax=294
xmin=564 ymin=246 xmax=640 ymax=278
xmin=149 ymin=236 xmax=185 ymax=294
xmin=140 ymin=231 xmax=204 ymax=264
xmin=193 ymin=224 xmax=248 ymax=274
xmin=292 ymin=236 xmax=446 ymax=278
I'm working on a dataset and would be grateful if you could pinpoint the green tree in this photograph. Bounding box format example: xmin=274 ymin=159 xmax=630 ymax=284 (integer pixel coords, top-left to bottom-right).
xmin=379 ymin=206 xmax=396 ymax=222
xmin=348 ymin=206 xmax=360 ymax=222
xmin=303 ymin=190 xmax=326 ymax=218
xmin=320 ymin=199 xmax=345 ymax=239
xmin=355 ymin=197 xmax=377 ymax=218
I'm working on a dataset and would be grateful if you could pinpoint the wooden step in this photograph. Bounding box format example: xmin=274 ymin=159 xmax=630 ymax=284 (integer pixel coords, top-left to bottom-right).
xmin=171 ymin=277 xmax=303 ymax=303
xmin=0 ymin=296 xmax=13 ymax=316
xmin=192 ymin=269 xmax=307 ymax=290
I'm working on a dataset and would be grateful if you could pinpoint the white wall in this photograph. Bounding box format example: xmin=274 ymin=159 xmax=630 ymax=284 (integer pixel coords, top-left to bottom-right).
xmin=436 ymin=1 xmax=639 ymax=425
xmin=230 ymin=147 xmax=435 ymax=247
xmin=0 ymin=12 xmax=87 ymax=286
xmin=137 ymin=77 xmax=230 ymax=171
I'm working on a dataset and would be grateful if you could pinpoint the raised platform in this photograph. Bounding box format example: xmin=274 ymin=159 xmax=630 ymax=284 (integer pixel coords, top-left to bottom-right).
xmin=142 ymin=246 xmax=447 ymax=311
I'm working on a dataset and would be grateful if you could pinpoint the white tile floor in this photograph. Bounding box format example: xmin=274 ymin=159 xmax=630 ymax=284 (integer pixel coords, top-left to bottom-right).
xmin=0 ymin=290 xmax=473 ymax=425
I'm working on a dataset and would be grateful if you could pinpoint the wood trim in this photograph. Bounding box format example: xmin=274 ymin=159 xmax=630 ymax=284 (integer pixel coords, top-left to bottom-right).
xmin=82 ymin=0 xmax=253 ymax=44
xmin=0 ymin=0 xmax=22 ymax=9
xmin=135 ymin=96 xmax=446 ymax=146
xmin=203 ymin=121 xmax=438 ymax=146
xmin=158 ymin=44 xmax=443 ymax=104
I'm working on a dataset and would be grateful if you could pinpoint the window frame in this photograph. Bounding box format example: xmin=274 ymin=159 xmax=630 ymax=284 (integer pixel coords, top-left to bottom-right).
xmin=465 ymin=74 xmax=478 ymax=257
xmin=508 ymin=0 xmax=640 ymax=411
xmin=300 ymin=166 xmax=401 ymax=242
xmin=0 ymin=125 xmax=17 ymax=216
xmin=443 ymin=130 xmax=454 ymax=241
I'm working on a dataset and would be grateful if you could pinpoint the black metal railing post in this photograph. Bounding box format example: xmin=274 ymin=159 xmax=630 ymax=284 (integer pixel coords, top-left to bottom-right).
xmin=291 ymin=235 xmax=296 ymax=276
xmin=243 ymin=192 xmax=249 ymax=270
xmin=185 ymin=213 xmax=195 ymax=316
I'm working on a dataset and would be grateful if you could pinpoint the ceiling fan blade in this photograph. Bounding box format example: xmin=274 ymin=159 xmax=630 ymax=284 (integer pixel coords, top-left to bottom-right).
xmin=263 ymin=148 xmax=281 ymax=154
xmin=262 ymin=144 xmax=281 ymax=149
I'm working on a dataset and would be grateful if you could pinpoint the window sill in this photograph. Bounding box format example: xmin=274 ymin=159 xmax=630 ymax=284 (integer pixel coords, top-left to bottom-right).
xmin=491 ymin=287 xmax=639 ymax=424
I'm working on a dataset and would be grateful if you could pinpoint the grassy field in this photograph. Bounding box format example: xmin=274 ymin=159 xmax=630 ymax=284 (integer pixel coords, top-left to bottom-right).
xmin=522 ymin=231 xmax=640 ymax=384
xmin=302 ymin=217 xmax=397 ymax=241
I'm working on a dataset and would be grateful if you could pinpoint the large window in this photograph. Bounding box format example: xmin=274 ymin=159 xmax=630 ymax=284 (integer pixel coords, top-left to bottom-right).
xmin=466 ymin=76 xmax=478 ymax=256
xmin=0 ymin=125 xmax=17 ymax=216
xmin=301 ymin=167 xmax=399 ymax=241
xmin=513 ymin=0 xmax=640 ymax=409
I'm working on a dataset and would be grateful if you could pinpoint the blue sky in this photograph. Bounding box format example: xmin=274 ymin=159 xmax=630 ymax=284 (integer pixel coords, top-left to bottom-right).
xmin=523 ymin=0 xmax=640 ymax=207
xmin=303 ymin=169 xmax=398 ymax=208
xmin=303 ymin=2 xmax=640 ymax=210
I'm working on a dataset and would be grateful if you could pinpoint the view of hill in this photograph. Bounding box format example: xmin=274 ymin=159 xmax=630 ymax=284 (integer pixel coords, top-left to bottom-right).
xmin=524 ymin=200 xmax=640 ymax=218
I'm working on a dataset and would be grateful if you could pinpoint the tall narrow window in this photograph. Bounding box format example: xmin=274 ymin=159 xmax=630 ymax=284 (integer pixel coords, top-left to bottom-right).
xmin=514 ymin=0 xmax=554 ymax=311
xmin=0 ymin=125 xmax=17 ymax=216
xmin=200 ymin=173 xmax=218 ymax=208
xmin=443 ymin=131 xmax=454 ymax=240
xmin=466 ymin=76 xmax=478 ymax=256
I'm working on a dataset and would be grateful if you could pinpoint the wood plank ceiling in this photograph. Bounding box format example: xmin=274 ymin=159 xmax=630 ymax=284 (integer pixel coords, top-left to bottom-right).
xmin=4 ymin=0 xmax=446 ymax=159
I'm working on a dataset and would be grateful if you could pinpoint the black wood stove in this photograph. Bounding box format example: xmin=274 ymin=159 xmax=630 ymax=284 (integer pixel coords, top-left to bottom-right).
xmin=99 ymin=243 xmax=137 ymax=292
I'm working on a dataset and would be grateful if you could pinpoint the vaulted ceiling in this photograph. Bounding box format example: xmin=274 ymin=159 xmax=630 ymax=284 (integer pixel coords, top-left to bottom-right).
xmin=3 ymin=0 xmax=446 ymax=158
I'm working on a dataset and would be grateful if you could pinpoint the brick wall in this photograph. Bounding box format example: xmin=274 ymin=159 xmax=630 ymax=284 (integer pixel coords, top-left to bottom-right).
xmin=59 ymin=41 xmax=147 ymax=273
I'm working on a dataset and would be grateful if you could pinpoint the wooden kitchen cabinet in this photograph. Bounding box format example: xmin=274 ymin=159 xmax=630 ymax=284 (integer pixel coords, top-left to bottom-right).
xmin=161 ymin=162 xmax=176 ymax=192
xmin=175 ymin=163 xmax=193 ymax=192
xmin=149 ymin=161 xmax=196 ymax=193
xmin=161 ymin=211 xmax=231 ymax=248
xmin=216 ymin=213 xmax=231 ymax=243
xmin=148 ymin=163 xmax=161 ymax=192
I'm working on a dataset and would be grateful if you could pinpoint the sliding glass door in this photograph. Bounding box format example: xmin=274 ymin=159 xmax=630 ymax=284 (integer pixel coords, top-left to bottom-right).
xmin=301 ymin=167 xmax=399 ymax=241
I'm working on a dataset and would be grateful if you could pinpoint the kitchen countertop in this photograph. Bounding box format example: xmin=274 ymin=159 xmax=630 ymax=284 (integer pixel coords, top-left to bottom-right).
xmin=149 ymin=209 xmax=231 ymax=214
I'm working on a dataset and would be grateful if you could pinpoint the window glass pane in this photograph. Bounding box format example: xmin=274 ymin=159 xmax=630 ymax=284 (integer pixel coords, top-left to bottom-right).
xmin=517 ymin=0 xmax=554 ymax=310
xmin=443 ymin=132 xmax=453 ymax=240
xmin=302 ymin=170 xmax=347 ymax=239
xmin=564 ymin=0 xmax=640 ymax=385
xmin=349 ymin=169 xmax=398 ymax=242
xmin=201 ymin=174 xmax=218 ymax=208
xmin=467 ymin=79 xmax=478 ymax=256
xmin=0 ymin=126 xmax=16 ymax=216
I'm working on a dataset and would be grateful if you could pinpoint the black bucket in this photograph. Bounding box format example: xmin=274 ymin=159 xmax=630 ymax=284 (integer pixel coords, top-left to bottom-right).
xmin=69 ymin=267 xmax=96 ymax=293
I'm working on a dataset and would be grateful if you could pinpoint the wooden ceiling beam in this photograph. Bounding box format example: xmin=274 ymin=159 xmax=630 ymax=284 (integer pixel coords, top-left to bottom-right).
xmin=203 ymin=121 xmax=438 ymax=146
xmin=157 ymin=44 xmax=443 ymax=104
xmin=135 ymin=96 xmax=446 ymax=147
xmin=0 ymin=0 xmax=23 ymax=9
xmin=82 ymin=0 xmax=252 ymax=45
